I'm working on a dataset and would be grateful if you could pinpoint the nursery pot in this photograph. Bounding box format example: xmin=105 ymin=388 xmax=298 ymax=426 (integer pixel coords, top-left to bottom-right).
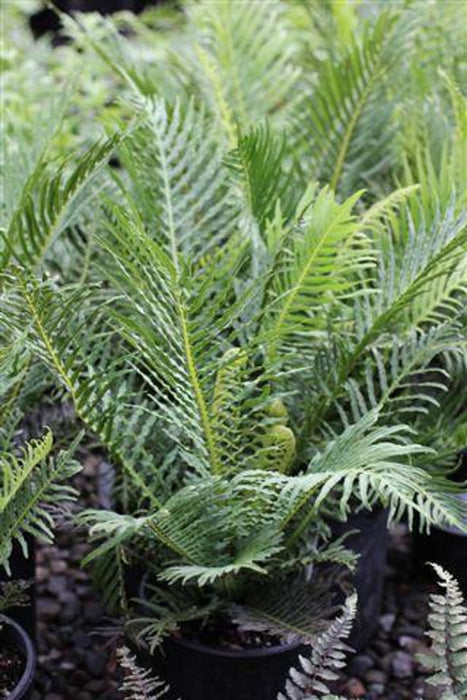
xmin=141 ymin=633 xmax=304 ymax=700
xmin=0 ymin=615 xmax=36 ymax=700
xmin=331 ymin=507 xmax=389 ymax=650
xmin=413 ymin=449 xmax=467 ymax=590
xmin=136 ymin=574 xmax=304 ymax=700
xmin=0 ymin=538 xmax=35 ymax=640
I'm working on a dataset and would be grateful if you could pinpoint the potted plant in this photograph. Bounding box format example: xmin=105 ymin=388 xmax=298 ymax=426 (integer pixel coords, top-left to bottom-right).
xmin=3 ymin=97 xmax=466 ymax=697
xmin=0 ymin=429 xmax=81 ymax=698
xmin=0 ymin=582 xmax=36 ymax=700
xmin=1 ymin=2 xmax=466 ymax=697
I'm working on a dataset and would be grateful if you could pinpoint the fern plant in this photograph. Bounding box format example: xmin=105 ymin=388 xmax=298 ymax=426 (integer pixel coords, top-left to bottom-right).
xmin=278 ymin=594 xmax=356 ymax=700
xmin=118 ymin=646 xmax=175 ymax=700
xmin=1 ymin=0 xmax=466 ymax=682
xmin=417 ymin=565 xmax=467 ymax=700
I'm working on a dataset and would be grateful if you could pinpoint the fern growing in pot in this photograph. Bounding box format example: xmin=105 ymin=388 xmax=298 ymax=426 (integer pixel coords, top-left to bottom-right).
xmin=0 ymin=427 xmax=82 ymax=698
xmin=3 ymin=93 xmax=467 ymax=698
xmin=1 ymin=2 xmax=466 ymax=696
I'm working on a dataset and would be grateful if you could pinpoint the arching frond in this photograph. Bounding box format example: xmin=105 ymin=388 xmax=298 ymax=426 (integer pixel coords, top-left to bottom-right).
xmin=2 ymin=135 xmax=119 ymax=273
xmin=177 ymin=0 xmax=300 ymax=142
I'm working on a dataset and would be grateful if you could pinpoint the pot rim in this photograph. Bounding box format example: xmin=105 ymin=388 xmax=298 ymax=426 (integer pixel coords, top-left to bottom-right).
xmin=167 ymin=633 xmax=305 ymax=659
xmin=0 ymin=613 xmax=36 ymax=700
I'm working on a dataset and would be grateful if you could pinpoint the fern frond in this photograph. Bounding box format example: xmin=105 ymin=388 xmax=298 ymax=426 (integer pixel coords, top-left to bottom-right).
xmin=118 ymin=96 xmax=240 ymax=265
xmin=353 ymin=203 xmax=467 ymax=349
xmin=278 ymin=593 xmax=357 ymax=699
xmin=336 ymin=326 xmax=463 ymax=427
xmin=2 ymin=135 xmax=119 ymax=273
xmin=292 ymin=11 xmax=407 ymax=194
xmin=0 ymin=431 xmax=81 ymax=573
xmin=295 ymin=410 xmax=466 ymax=535
xmin=417 ymin=564 xmax=467 ymax=700
xmin=262 ymin=186 xmax=366 ymax=358
xmin=0 ymin=272 xmax=163 ymax=508
xmin=179 ymin=0 xmax=299 ymax=141
xmin=118 ymin=646 xmax=174 ymax=700
xmin=225 ymin=122 xmax=298 ymax=230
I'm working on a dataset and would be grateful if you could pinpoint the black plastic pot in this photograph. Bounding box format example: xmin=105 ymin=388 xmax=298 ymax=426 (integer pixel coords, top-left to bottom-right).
xmin=0 ymin=538 xmax=36 ymax=640
xmin=331 ymin=507 xmax=389 ymax=650
xmin=135 ymin=510 xmax=388 ymax=699
xmin=413 ymin=449 xmax=467 ymax=591
xmin=29 ymin=0 xmax=166 ymax=40
xmin=143 ymin=635 xmax=304 ymax=700
xmin=0 ymin=614 xmax=36 ymax=700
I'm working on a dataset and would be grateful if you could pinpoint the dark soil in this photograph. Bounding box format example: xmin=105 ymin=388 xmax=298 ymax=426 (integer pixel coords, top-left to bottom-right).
xmin=179 ymin=619 xmax=282 ymax=651
xmin=0 ymin=638 xmax=24 ymax=699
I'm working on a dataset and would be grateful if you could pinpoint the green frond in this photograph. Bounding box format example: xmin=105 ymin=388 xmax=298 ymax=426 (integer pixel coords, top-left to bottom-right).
xmin=262 ymin=186 xmax=366 ymax=358
xmin=336 ymin=326 xmax=463 ymax=427
xmin=178 ymin=0 xmax=300 ymax=141
xmin=0 ymin=431 xmax=81 ymax=573
xmin=0 ymin=273 xmax=163 ymax=508
xmin=2 ymin=135 xmax=119 ymax=273
xmin=291 ymin=11 xmax=407 ymax=194
xmin=351 ymin=203 xmax=467 ymax=355
xmin=297 ymin=411 xmax=466 ymax=534
xmin=118 ymin=96 xmax=240 ymax=266
xmin=360 ymin=185 xmax=421 ymax=236
xmin=225 ymin=122 xmax=298 ymax=230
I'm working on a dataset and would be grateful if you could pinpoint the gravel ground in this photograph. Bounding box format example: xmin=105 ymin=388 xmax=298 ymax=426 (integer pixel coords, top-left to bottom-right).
xmin=30 ymin=453 xmax=439 ymax=700
xmin=31 ymin=453 xmax=122 ymax=700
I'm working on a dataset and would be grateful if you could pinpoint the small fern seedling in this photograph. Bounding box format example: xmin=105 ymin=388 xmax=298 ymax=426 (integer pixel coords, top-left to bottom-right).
xmin=417 ymin=564 xmax=467 ymax=700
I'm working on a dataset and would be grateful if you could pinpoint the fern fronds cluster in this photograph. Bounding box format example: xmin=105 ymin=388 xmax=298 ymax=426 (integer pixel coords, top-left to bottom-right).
xmin=2 ymin=0 xmax=466 ymax=665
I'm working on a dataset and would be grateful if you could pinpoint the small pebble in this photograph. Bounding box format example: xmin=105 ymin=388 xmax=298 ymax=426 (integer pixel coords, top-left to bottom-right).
xmin=342 ymin=677 xmax=367 ymax=697
xmin=379 ymin=612 xmax=396 ymax=633
xmin=391 ymin=650 xmax=414 ymax=679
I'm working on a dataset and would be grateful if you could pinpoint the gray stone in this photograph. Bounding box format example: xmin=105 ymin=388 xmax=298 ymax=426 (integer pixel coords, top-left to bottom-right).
xmin=391 ymin=650 xmax=414 ymax=679
xmin=379 ymin=613 xmax=396 ymax=633
xmin=349 ymin=653 xmax=374 ymax=677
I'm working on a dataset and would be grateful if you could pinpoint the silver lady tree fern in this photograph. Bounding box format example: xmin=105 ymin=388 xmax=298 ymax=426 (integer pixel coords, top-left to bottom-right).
xmin=1 ymin=0 xmax=466 ymax=664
